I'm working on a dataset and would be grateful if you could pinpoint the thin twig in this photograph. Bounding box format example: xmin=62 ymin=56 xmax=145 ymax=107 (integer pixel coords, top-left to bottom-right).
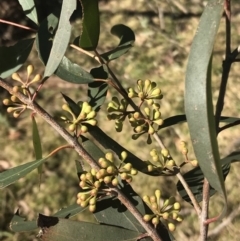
xmin=176 ymin=171 xmax=201 ymax=216
xmin=0 ymin=19 xmax=37 ymax=32
xmin=208 ymin=205 xmax=240 ymax=238
xmin=0 ymin=78 xmax=163 ymax=241
xmin=199 ymin=178 xmax=210 ymax=241
xmin=112 ymin=187 xmax=163 ymax=241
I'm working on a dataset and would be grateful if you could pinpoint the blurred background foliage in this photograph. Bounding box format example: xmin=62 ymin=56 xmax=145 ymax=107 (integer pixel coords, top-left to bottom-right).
xmin=0 ymin=0 xmax=240 ymax=240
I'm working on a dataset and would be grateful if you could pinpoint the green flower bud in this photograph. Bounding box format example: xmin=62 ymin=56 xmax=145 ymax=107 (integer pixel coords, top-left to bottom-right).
xmin=143 ymin=214 xmax=153 ymax=222
xmin=150 ymin=195 xmax=156 ymax=203
xmin=89 ymin=204 xmax=96 ymax=212
xmin=111 ymin=177 xmax=119 ymax=186
xmin=123 ymin=163 xmax=132 ymax=171
xmin=162 ymin=212 xmax=169 ymax=220
xmin=104 ymin=176 xmax=112 ymax=184
xmin=89 ymin=196 xmax=96 ymax=205
xmin=152 ymin=217 xmax=159 ymax=226
xmin=105 ymin=152 xmax=114 ymax=162
xmin=168 ymin=222 xmax=176 ymax=231
xmin=121 ymin=151 xmax=128 ymax=161
xmin=173 ymin=202 xmax=181 ymax=210
xmin=130 ymin=168 xmax=138 ymax=175
xmin=2 ymin=99 xmax=11 ymax=105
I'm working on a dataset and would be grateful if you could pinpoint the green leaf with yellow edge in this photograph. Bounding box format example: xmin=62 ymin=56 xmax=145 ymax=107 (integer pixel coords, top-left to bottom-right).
xmin=185 ymin=0 xmax=227 ymax=217
xmin=37 ymin=214 xmax=141 ymax=241
xmin=79 ymin=0 xmax=100 ymax=50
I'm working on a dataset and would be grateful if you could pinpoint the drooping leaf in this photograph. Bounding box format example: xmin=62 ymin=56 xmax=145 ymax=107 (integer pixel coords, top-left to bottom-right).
xmin=0 ymin=38 xmax=34 ymax=78
xmin=10 ymin=210 xmax=37 ymax=232
xmin=79 ymin=0 xmax=100 ymax=50
xmin=88 ymin=81 xmax=108 ymax=111
xmin=37 ymin=214 xmax=141 ymax=241
xmin=184 ymin=0 xmax=227 ymax=215
xmin=36 ymin=13 xmax=94 ymax=84
xmin=18 ymin=0 xmax=39 ymax=25
xmin=101 ymin=24 xmax=135 ymax=62
xmin=56 ymin=56 xmax=94 ymax=84
xmin=44 ymin=0 xmax=76 ymax=77
xmin=177 ymin=152 xmax=240 ymax=204
xmin=0 ymin=157 xmax=47 ymax=188
xmin=32 ymin=116 xmax=43 ymax=178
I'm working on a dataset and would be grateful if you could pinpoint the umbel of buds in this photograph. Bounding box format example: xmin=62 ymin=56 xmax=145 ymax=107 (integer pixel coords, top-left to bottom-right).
xmin=146 ymin=148 xmax=177 ymax=175
xmin=61 ymin=101 xmax=97 ymax=133
xmin=2 ymin=65 xmax=42 ymax=118
xmin=76 ymin=151 xmax=138 ymax=211
xmin=128 ymin=79 xmax=163 ymax=101
xmin=107 ymin=97 xmax=129 ymax=132
xmin=143 ymin=190 xmax=183 ymax=231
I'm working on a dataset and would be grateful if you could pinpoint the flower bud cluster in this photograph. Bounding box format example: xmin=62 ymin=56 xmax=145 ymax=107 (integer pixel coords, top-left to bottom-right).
xmin=143 ymin=190 xmax=182 ymax=231
xmin=107 ymin=97 xmax=129 ymax=132
xmin=107 ymin=79 xmax=164 ymax=144
xmin=179 ymin=141 xmax=198 ymax=167
xmin=61 ymin=101 xmax=97 ymax=133
xmin=146 ymin=148 xmax=177 ymax=174
xmin=11 ymin=65 xmax=41 ymax=93
xmin=77 ymin=151 xmax=138 ymax=211
xmin=2 ymin=65 xmax=41 ymax=118
xmin=128 ymin=79 xmax=163 ymax=101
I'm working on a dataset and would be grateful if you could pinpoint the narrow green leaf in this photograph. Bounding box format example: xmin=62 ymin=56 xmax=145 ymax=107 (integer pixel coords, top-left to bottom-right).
xmin=0 ymin=157 xmax=47 ymax=188
xmin=44 ymin=0 xmax=76 ymax=77
xmin=10 ymin=210 xmax=38 ymax=232
xmin=18 ymin=0 xmax=39 ymax=25
xmin=184 ymin=0 xmax=227 ymax=215
xmin=36 ymin=13 xmax=94 ymax=84
xmin=0 ymin=38 xmax=34 ymax=78
xmin=37 ymin=214 xmax=141 ymax=241
xmin=79 ymin=0 xmax=100 ymax=50
xmin=32 ymin=116 xmax=43 ymax=177
xmin=101 ymin=24 xmax=135 ymax=62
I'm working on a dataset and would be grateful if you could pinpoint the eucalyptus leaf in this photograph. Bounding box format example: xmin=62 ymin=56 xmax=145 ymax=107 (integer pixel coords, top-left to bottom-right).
xmin=44 ymin=0 xmax=76 ymax=77
xmin=0 ymin=157 xmax=47 ymax=188
xmin=32 ymin=116 xmax=43 ymax=177
xmin=184 ymin=0 xmax=227 ymax=217
xmin=0 ymin=38 xmax=34 ymax=78
xmin=18 ymin=0 xmax=39 ymax=25
xmin=79 ymin=0 xmax=100 ymax=50
xmin=37 ymin=214 xmax=141 ymax=241
xmin=10 ymin=210 xmax=37 ymax=232
xmin=101 ymin=24 xmax=135 ymax=62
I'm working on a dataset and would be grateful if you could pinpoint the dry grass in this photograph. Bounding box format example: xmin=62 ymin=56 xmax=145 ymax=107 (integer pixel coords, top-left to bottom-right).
xmin=1 ymin=1 xmax=240 ymax=240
